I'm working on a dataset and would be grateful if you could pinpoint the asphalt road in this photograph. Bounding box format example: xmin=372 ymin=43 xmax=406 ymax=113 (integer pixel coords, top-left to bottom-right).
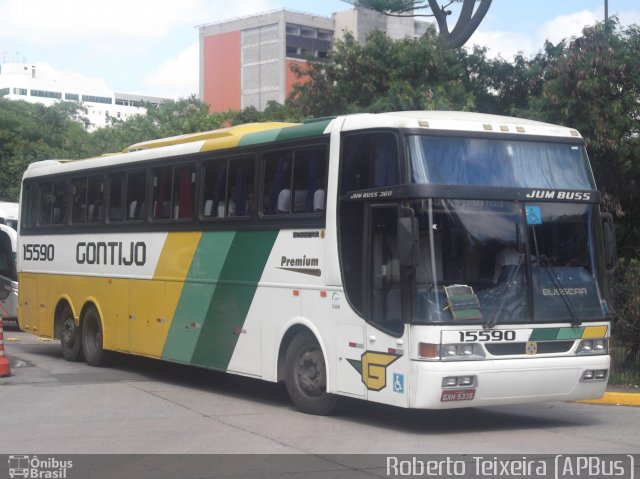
xmin=1 ymin=323 xmax=639 ymax=459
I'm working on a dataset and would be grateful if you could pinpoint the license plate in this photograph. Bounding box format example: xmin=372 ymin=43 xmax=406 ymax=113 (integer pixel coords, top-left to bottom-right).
xmin=441 ymin=389 xmax=476 ymax=402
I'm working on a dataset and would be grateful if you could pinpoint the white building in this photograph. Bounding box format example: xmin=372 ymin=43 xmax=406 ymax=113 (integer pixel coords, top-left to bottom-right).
xmin=0 ymin=63 xmax=167 ymax=130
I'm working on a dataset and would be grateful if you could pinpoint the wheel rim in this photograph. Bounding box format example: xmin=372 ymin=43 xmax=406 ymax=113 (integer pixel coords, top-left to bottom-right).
xmin=61 ymin=317 xmax=76 ymax=349
xmin=295 ymin=346 xmax=325 ymax=398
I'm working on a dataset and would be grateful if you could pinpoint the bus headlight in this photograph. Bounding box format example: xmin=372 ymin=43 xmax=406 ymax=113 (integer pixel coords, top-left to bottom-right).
xmin=582 ymin=369 xmax=608 ymax=381
xmin=419 ymin=343 xmax=485 ymax=361
xmin=442 ymin=345 xmax=459 ymax=357
xmin=442 ymin=375 xmax=477 ymax=388
xmin=576 ymin=338 xmax=608 ymax=355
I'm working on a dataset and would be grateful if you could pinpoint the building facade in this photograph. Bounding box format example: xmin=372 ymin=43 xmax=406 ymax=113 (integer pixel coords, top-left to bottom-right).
xmin=199 ymin=8 xmax=428 ymax=113
xmin=0 ymin=63 xmax=167 ymax=130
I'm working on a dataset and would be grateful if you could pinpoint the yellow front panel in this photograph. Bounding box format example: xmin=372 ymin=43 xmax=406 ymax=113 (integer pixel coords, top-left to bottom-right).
xmin=583 ymin=325 xmax=608 ymax=338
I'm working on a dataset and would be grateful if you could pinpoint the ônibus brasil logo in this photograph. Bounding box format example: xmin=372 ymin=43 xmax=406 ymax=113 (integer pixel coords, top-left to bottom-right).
xmin=8 ymin=455 xmax=73 ymax=479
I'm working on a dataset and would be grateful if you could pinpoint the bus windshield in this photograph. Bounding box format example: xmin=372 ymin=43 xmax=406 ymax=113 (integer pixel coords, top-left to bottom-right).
xmin=411 ymin=199 xmax=607 ymax=325
xmin=408 ymin=135 xmax=595 ymax=190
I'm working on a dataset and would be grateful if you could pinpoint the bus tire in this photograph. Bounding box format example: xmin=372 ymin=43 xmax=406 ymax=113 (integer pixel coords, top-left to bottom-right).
xmin=59 ymin=305 xmax=83 ymax=362
xmin=81 ymin=305 xmax=108 ymax=367
xmin=284 ymin=332 xmax=338 ymax=415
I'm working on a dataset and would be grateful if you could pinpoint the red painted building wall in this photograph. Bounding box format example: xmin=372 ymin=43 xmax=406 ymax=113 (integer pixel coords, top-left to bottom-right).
xmin=285 ymin=59 xmax=310 ymax=98
xmin=203 ymin=32 xmax=241 ymax=112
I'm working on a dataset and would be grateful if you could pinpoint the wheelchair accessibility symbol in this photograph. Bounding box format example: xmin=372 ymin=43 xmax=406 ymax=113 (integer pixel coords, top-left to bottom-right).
xmin=525 ymin=206 xmax=542 ymax=225
xmin=393 ymin=373 xmax=404 ymax=394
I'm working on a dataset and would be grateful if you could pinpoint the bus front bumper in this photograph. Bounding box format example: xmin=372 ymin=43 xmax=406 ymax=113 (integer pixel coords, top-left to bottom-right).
xmin=409 ymin=355 xmax=610 ymax=409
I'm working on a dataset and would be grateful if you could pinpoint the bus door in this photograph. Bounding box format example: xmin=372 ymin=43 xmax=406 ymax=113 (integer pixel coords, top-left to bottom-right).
xmin=361 ymin=204 xmax=413 ymax=408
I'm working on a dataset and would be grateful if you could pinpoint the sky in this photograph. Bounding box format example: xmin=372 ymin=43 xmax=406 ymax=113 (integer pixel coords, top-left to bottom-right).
xmin=0 ymin=0 xmax=639 ymax=100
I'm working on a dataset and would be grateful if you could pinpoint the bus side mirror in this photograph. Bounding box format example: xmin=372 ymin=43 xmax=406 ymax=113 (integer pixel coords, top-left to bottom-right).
xmin=397 ymin=214 xmax=418 ymax=270
xmin=602 ymin=212 xmax=617 ymax=275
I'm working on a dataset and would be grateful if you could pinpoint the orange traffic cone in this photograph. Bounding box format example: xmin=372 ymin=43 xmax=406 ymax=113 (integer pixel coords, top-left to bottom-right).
xmin=0 ymin=318 xmax=11 ymax=377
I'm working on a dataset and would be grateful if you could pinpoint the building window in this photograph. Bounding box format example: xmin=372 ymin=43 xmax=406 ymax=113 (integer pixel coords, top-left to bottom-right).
xmin=65 ymin=93 xmax=79 ymax=101
xmin=13 ymin=88 xmax=27 ymax=96
xmin=31 ymin=89 xmax=62 ymax=99
xmin=0 ymin=88 xmax=9 ymax=97
xmin=82 ymin=95 xmax=112 ymax=104
xmin=300 ymin=27 xmax=316 ymax=38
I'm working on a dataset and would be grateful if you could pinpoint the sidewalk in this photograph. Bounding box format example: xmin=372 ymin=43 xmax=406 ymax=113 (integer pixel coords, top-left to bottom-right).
xmin=577 ymin=385 xmax=640 ymax=407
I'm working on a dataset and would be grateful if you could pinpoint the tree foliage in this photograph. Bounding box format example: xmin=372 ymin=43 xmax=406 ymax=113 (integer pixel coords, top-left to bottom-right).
xmin=0 ymin=99 xmax=90 ymax=200
xmin=288 ymin=30 xmax=476 ymax=116
xmin=527 ymin=21 xmax=640 ymax=257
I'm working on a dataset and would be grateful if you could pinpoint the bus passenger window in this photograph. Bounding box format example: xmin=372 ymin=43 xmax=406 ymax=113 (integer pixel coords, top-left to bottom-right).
xmin=52 ymin=181 xmax=67 ymax=225
xmin=21 ymin=184 xmax=37 ymax=228
xmin=341 ymin=133 xmax=398 ymax=195
xmin=263 ymin=147 xmax=327 ymax=216
xmin=202 ymin=160 xmax=226 ymax=218
xmin=293 ymin=148 xmax=327 ymax=214
xmin=71 ymin=178 xmax=87 ymax=224
xmin=228 ymin=158 xmax=253 ymax=217
xmin=202 ymin=157 xmax=253 ymax=218
xmin=87 ymin=176 xmax=105 ymax=223
xmin=263 ymin=152 xmax=292 ymax=215
xmin=108 ymin=173 xmax=125 ymax=221
xmin=37 ymin=182 xmax=54 ymax=226
xmin=172 ymin=165 xmax=195 ymax=219
xmin=126 ymin=171 xmax=146 ymax=221
xmin=152 ymin=166 xmax=172 ymax=220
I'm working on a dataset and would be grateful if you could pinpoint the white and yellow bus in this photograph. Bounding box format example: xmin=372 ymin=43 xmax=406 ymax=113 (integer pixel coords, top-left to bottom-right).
xmin=17 ymin=111 xmax=615 ymax=414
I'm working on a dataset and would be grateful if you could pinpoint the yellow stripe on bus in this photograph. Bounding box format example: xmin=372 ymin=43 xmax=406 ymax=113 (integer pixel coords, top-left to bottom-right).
xmin=582 ymin=325 xmax=608 ymax=338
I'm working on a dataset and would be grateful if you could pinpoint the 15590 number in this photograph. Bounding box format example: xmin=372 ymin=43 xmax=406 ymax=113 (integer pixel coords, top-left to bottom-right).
xmin=458 ymin=330 xmax=516 ymax=342
xmin=23 ymin=243 xmax=55 ymax=261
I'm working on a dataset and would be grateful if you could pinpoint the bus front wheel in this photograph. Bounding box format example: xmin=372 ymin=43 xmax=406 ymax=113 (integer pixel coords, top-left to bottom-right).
xmin=60 ymin=305 xmax=83 ymax=362
xmin=81 ymin=306 xmax=108 ymax=367
xmin=284 ymin=332 xmax=338 ymax=415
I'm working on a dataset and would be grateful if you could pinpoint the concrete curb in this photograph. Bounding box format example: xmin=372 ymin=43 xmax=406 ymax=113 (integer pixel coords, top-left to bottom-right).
xmin=576 ymin=391 xmax=640 ymax=407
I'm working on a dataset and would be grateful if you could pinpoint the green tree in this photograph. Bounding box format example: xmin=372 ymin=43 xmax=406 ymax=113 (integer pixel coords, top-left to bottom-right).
xmin=527 ymin=21 xmax=640 ymax=256
xmin=288 ymin=30 xmax=477 ymax=117
xmin=0 ymin=99 xmax=90 ymax=201
xmin=88 ymin=95 xmax=236 ymax=155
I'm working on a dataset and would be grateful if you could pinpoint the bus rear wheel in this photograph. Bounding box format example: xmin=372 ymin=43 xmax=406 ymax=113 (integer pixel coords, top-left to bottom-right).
xmin=60 ymin=306 xmax=83 ymax=362
xmin=284 ymin=332 xmax=338 ymax=415
xmin=81 ymin=306 xmax=108 ymax=367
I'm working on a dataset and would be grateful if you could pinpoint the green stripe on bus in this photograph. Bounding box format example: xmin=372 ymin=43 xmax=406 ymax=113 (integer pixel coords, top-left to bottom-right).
xmin=161 ymin=231 xmax=236 ymax=363
xmin=556 ymin=327 xmax=585 ymax=340
xmin=529 ymin=328 xmax=560 ymax=341
xmin=238 ymin=129 xmax=284 ymax=147
xmin=190 ymin=230 xmax=278 ymax=369
xmin=275 ymin=120 xmax=332 ymax=142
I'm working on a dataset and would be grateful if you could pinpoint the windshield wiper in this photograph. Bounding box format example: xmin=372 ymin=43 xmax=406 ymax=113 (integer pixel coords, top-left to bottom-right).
xmin=484 ymin=252 xmax=525 ymax=329
xmin=530 ymin=228 xmax=582 ymax=327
